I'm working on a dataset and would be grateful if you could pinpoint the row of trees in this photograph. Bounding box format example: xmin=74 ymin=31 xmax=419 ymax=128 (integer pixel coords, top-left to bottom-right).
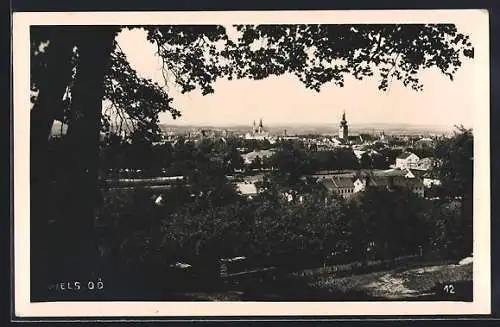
xmin=99 ymin=134 xmax=244 ymax=178
xmin=46 ymin=131 xmax=440 ymax=185
xmin=96 ymin=174 xmax=470 ymax=293
xmin=95 ymin=135 xmax=406 ymax=179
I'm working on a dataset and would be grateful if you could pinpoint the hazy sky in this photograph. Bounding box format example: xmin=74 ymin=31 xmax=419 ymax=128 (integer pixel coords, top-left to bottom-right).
xmin=115 ymin=22 xmax=481 ymax=128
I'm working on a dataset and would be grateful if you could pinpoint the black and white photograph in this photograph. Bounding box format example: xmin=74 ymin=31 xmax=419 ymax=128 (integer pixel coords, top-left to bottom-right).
xmin=13 ymin=10 xmax=490 ymax=317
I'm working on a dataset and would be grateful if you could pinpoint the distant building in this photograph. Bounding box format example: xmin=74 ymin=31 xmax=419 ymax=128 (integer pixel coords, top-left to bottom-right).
xmin=245 ymin=118 xmax=274 ymax=142
xmin=313 ymin=137 xmax=342 ymax=151
xmin=354 ymin=174 xmax=424 ymax=197
xmin=395 ymin=152 xmax=420 ymax=170
xmin=319 ymin=176 xmax=356 ymax=198
xmin=338 ymin=111 xmax=349 ymax=141
xmin=379 ymin=131 xmax=388 ymax=143
xmin=354 ymin=175 xmax=391 ymax=193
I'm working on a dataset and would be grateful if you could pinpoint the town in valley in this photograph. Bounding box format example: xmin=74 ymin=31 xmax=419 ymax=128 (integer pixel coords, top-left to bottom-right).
xmin=100 ymin=112 xmax=446 ymax=201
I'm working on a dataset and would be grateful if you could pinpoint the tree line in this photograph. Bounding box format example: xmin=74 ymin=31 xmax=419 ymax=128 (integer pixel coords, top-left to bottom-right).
xmin=42 ymin=133 xmax=405 ymax=180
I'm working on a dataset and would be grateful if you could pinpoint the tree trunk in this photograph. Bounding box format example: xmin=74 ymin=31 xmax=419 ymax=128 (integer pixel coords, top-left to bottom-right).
xmin=30 ymin=28 xmax=75 ymax=146
xmin=30 ymin=28 xmax=76 ymax=300
xmin=49 ymin=27 xmax=117 ymax=299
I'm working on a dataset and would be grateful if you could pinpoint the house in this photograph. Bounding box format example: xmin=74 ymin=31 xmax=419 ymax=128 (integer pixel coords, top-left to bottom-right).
xmin=353 ymin=174 xmax=424 ymax=197
xmin=354 ymin=175 xmax=391 ymax=193
xmin=395 ymin=152 xmax=420 ymax=170
xmin=319 ymin=176 xmax=356 ymax=198
xmin=312 ymin=137 xmax=342 ymax=151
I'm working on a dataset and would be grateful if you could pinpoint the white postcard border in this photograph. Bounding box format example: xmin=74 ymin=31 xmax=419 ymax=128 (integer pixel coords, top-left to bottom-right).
xmin=13 ymin=10 xmax=491 ymax=317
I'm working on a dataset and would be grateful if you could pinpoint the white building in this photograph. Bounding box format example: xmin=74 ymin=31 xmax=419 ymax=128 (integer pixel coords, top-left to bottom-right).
xmin=395 ymin=152 xmax=420 ymax=170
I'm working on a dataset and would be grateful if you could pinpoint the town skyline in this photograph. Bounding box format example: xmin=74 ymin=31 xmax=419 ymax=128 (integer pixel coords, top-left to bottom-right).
xmin=158 ymin=118 xmax=470 ymax=130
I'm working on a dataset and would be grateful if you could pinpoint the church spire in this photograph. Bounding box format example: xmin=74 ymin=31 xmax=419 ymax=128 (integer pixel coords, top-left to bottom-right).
xmin=339 ymin=110 xmax=349 ymax=140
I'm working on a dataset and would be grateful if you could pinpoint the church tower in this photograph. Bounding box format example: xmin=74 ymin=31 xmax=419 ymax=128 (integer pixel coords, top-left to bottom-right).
xmin=339 ymin=111 xmax=349 ymax=140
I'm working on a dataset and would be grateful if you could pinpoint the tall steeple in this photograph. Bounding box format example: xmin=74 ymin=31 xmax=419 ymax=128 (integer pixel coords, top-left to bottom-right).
xmin=341 ymin=110 xmax=346 ymax=123
xmin=339 ymin=110 xmax=349 ymax=140
xmin=258 ymin=118 xmax=263 ymax=134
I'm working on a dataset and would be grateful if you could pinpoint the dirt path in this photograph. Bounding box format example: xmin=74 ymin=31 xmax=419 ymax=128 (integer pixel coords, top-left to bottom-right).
xmin=364 ymin=273 xmax=425 ymax=299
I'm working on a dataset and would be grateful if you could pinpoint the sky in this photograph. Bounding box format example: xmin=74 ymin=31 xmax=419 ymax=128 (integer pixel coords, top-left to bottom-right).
xmin=115 ymin=22 xmax=482 ymax=129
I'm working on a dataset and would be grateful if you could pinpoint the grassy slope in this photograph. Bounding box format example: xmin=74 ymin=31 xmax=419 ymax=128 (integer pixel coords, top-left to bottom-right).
xmin=306 ymin=262 xmax=472 ymax=300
